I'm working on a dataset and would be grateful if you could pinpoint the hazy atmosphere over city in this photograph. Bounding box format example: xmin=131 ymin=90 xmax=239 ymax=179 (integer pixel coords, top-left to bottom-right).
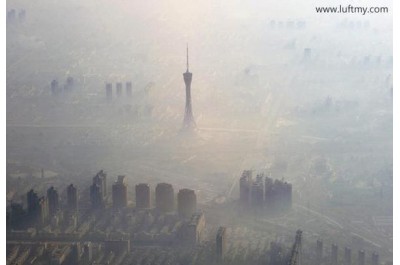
xmin=6 ymin=0 xmax=393 ymax=264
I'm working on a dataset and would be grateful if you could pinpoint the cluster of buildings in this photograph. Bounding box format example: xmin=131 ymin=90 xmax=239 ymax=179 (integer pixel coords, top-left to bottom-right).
xmin=6 ymin=8 xmax=26 ymax=22
xmin=7 ymin=170 xmax=205 ymax=249
xmin=239 ymin=170 xmax=292 ymax=212
xmin=8 ymin=183 xmax=78 ymax=230
xmin=50 ymin=77 xmax=75 ymax=96
xmin=105 ymin=82 xmax=133 ymax=100
xmin=88 ymin=170 xmax=198 ymax=219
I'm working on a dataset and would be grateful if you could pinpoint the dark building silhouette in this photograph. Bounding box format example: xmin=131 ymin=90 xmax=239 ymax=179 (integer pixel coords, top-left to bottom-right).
xmin=216 ymin=226 xmax=227 ymax=260
xmin=358 ymin=250 xmax=365 ymax=265
xmin=372 ymin=252 xmax=379 ymax=265
xmin=7 ymin=9 xmax=16 ymax=21
xmin=239 ymin=170 xmax=253 ymax=205
xmin=47 ymin=186 xmax=59 ymax=217
xmin=178 ymin=212 xmax=205 ymax=246
xmin=155 ymin=183 xmax=174 ymax=213
xmin=106 ymin=83 xmax=112 ymax=100
xmin=135 ymin=183 xmax=150 ymax=209
xmin=18 ymin=9 xmax=26 ymax=21
xmin=177 ymin=188 xmax=197 ymax=218
xmin=331 ymin=244 xmax=338 ymax=265
xmin=266 ymin=178 xmax=292 ymax=211
xmin=90 ymin=170 xmax=107 ymax=209
xmin=51 ymin=79 xmax=59 ymax=95
xmin=182 ymin=44 xmax=196 ymax=129
xmin=251 ymin=174 xmax=264 ymax=208
xmin=126 ymin=82 xmax=132 ymax=97
xmin=116 ymin=82 xmax=123 ymax=97
xmin=27 ymin=189 xmax=48 ymax=225
xmin=344 ymin=247 xmax=352 ymax=265
xmin=316 ymin=240 xmax=323 ymax=265
xmin=240 ymin=170 xmax=292 ymax=212
xmin=66 ymin=184 xmax=78 ymax=213
xmin=9 ymin=203 xmax=26 ymax=229
xmin=90 ymin=184 xmax=105 ymax=210
xmin=66 ymin=76 xmax=74 ymax=88
xmin=112 ymin=175 xmax=128 ymax=209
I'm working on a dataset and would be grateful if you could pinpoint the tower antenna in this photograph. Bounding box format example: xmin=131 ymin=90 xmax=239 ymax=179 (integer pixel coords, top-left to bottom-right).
xmin=186 ymin=43 xmax=189 ymax=72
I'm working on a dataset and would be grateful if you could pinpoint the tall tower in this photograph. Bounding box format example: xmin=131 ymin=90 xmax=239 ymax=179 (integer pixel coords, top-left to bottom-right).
xmin=183 ymin=44 xmax=196 ymax=129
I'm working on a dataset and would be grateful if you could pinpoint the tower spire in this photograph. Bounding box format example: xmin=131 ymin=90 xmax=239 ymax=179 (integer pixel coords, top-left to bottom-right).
xmin=186 ymin=43 xmax=189 ymax=72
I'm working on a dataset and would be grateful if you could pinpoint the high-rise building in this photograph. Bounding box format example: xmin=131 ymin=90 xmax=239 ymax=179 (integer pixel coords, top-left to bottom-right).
xmin=26 ymin=189 xmax=48 ymax=225
xmin=239 ymin=170 xmax=253 ymax=205
xmin=126 ymin=82 xmax=132 ymax=97
xmin=112 ymin=175 xmax=128 ymax=209
xmin=93 ymin=170 xmax=107 ymax=197
xmin=106 ymin=83 xmax=112 ymax=100
xmin=216 ymin=226 xmax=227 ymax=260
xmin=51 ymin=79 xmax=59 ymax=95
xmin=38 ymin=196 xmax=48 ymax=226
xmin=331 ymin=244 xmax=338 ymax=265
xmin=177 ymin=188 xmax=197 ymax=218
xmin=372 ymin=252 xmax=379 ymax=265
xmin=27 ymin=189 xmax=40 ymax=216
xmin=358 ymin=250 xmax=365 ymax=265
xmin=47 ymin=186 xmax=59 ymax=217
xmin=135 ymin=183 xmax=150 ymax=209
xmin=316 ymin=240 xmax=323 ymax=265
xmin=116 ymin=82 xmax=123 ymax=97
xmin=90 ymin=184 xmax=104 ymax=209
xmin=182 ymin=44 xmax=196 ymax=129
xmin=251 ymin=175 xmax=264 ymax=208
xmin=90 ymin=170 xmax=107 ymax=209
xmin=66 ymin=184 xmax=78 ymax=213
xmin=155 ymin=183 xmax=174 ymax=213
xmin=179 ymin=212 xmax=205 ymax=246
xmin=9 ymin=203 xmax=26 ymax=229
xmin=344 ymin=247 xmax=352 ymax=265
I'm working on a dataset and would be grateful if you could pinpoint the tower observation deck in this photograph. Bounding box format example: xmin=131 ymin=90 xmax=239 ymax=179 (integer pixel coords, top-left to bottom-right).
xmin=182 ymin=44 xmax=196 ymax=129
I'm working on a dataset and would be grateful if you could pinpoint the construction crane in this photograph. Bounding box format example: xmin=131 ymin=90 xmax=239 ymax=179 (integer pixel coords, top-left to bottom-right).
xmin=288 ymin=230 xmax=302 ymax=265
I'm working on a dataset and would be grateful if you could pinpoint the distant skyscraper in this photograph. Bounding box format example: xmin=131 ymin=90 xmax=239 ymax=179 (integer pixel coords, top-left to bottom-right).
xmin=182 ymin=44 xmax=196 ymax=129
xmin=239 ymin=170 xmax=252 ymax=205
xmin=135 ymin=183 xmax=150 ymax=209
xmin=93 ymin=170 xmax=107 ymax=197
xmin=90 ymin=170 xmax=107 ymax=209
xmin=51 ymin=79 xmax=59 ymax=95
xmin=371 ymin=252 xmax=379 ymax=265
xmin=90 ymin=184 xmax=104 ymax=209
xmin=155 ymin=183 xmax=174 ymax=213
xmin=47 ymin=186 xmax=59 ymax=217
xmin=216 ymin=226 xmax=227 ymax=260
xmin=358 ymin=250 xmax=365 ymax=265
xmin=116 ymin=82 xmax=123 ymax=97
xmin=344 ymin=247 xmax=352 ymax=265
xmin=66 ymin=184 xmax=78 ymax=213
xmin=10 ymin=203 xmax=25 ymax=229
xmin=106 ymin=83 xmax=112 ymax=100
xmin=331 ymin=244 xmax=338 ymax=265
xmin=177 ymin=188 xmax=197 ymax=218
xmin=251 ymin=175 xmax=264 ymax=208
xmin=316 ymin=240 xmax=323 ymax=265
xmin=27 ymin=189 xmax=40 ymax=216
xmin=112 ymin=175 xmax=128 ymax=209
xmin=126 ymin=82 xmax=132 ymax=97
